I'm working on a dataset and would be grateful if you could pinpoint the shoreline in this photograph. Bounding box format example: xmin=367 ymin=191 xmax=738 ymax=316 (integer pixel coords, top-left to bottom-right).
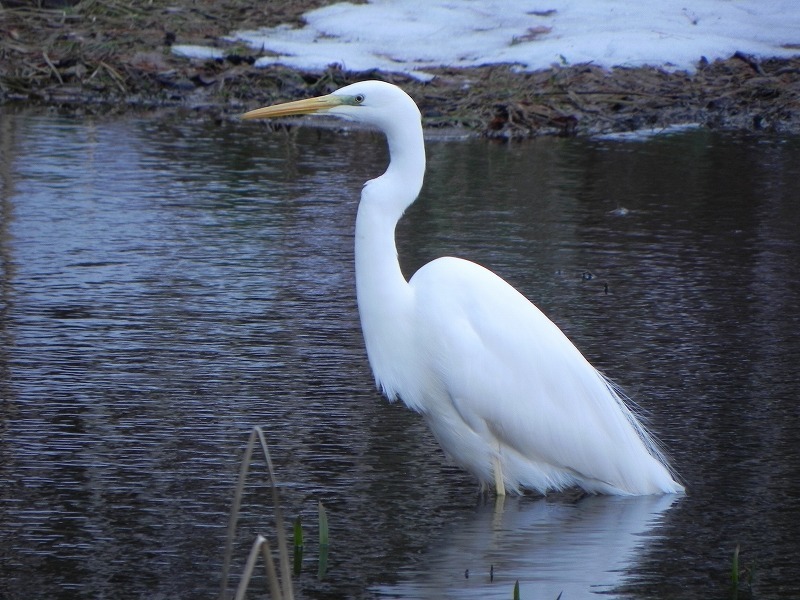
xmin=2 ymin=2 xmax=799 ymax=138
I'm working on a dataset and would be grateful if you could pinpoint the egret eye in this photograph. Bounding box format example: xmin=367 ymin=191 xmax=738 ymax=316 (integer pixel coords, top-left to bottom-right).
xmin=354 ymin=94 xmax=365 ymax=104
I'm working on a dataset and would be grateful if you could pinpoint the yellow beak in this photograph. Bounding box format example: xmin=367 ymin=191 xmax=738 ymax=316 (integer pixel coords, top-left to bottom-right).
xmin=241 ymin=94 xmax=346 ymax=120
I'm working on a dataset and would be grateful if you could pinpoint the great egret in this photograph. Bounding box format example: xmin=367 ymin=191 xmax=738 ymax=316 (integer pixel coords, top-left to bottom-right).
xmin=243 ymin=81 xmax=683 ymax=496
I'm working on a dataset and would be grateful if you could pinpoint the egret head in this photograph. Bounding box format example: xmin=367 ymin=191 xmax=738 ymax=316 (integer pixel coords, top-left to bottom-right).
xmin=242 ymin=80 xmax=420 ymax=132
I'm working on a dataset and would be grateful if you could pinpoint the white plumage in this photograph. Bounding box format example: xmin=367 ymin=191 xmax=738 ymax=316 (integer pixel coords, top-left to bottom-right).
xmin=244 ymin=80 xmax=684 ymax=496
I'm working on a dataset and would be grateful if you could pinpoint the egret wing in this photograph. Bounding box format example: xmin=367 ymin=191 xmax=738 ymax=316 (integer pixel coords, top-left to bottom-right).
xmin=409 ymin=257 xmax=674 ymax=494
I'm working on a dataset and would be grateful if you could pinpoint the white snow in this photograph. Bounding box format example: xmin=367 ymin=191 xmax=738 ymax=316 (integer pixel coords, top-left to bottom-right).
xmin=174 ymin=0 xmax=800 ymax=80
xmin=172 ymin=45 xmax=225 ymax=60
xmin=592 ymin=123 xmax=702 ymax=141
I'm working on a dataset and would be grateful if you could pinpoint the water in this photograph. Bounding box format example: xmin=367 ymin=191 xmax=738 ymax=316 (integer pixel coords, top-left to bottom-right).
xmin=0 ymin=109 xmax=799 ymax=599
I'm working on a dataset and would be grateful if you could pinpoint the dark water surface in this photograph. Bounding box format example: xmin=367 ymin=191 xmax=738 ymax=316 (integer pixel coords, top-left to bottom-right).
xmin=1 ymin=111 xmax=799 ymax=599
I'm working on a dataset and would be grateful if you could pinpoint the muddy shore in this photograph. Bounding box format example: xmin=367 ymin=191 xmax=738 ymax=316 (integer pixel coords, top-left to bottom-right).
xmin=2 ymin=0 xmax=799 ymax=138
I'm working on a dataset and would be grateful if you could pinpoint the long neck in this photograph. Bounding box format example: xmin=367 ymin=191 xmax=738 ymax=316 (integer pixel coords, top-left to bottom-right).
xmin=354 ymin=115 xmax=426 ymax=397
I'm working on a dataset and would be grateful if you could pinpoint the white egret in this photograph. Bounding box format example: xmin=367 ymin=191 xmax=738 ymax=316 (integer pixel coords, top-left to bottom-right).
xmin=243 ymin=81 xmax=683 ymax=496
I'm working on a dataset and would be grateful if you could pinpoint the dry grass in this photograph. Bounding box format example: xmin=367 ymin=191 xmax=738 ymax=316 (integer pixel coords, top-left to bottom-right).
xmin=0 ymin=0 xmax=345 ymax=106
xmin=2 ymin=0 xmax=799 ymax=136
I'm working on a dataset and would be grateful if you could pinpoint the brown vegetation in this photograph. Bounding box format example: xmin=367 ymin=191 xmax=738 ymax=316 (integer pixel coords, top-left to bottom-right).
xmin=2 ymin=0 xmax=799 ymax=137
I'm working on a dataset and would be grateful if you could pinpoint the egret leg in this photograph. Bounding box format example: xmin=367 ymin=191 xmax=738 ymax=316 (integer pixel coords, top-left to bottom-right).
xmin=492 ymin=494 xmax=505 ymax=520
xmin=493 ymin=456 xmax=506 ymax=496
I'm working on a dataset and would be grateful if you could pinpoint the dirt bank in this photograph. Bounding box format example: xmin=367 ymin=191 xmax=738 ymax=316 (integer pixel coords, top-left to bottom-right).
xmin=2 ymin=0 xmax=799 ymax=137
